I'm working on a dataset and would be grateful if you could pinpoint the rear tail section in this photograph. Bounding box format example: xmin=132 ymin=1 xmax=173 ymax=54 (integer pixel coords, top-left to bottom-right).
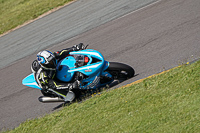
xmin=22 ymin=73 xmax=41 ymax=90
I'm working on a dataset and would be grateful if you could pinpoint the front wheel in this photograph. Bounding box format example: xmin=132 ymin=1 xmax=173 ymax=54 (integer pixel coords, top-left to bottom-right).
xmin=106 ymin=62 xmax=135 ymax=80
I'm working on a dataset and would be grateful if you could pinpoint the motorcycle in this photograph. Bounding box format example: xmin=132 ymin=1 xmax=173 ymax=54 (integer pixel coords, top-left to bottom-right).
xmin=22 ymin=49 xmax=135 ymax=103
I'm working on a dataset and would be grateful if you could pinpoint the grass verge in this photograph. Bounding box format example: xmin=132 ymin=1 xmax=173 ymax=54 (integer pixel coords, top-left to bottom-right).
xmin=0 ymin=0 xmax=73 ymax=35
xmin=4 ymin=60 xmax=200 ymax=133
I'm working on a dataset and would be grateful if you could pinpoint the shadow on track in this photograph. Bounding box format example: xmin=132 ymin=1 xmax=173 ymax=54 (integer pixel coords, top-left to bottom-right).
xmin=52 ymin=74 xmax=139 ymax=111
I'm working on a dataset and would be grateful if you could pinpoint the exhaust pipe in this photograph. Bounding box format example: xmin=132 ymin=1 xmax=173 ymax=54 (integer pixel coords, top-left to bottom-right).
xmin=38 ymin=96 xmax=64 ymax=103
xmin=38 ymin=91 xmax=75 ymax=103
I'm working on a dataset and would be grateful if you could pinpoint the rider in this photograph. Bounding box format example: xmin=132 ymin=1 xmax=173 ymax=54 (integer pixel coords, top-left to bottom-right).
xmin=31 ymin=43 xmax=85 ymax=100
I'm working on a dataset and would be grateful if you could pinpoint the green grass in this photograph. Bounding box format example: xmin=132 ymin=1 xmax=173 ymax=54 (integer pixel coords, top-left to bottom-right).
xmin=0 ymin=0 xmax=73 ymax=35
xmin=4 ymin=60 xmax=200 ymax=133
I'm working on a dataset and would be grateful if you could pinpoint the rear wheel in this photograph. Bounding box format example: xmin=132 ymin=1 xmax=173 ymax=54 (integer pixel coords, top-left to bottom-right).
xmin=106 ymin=62 xmax=135 ymax=80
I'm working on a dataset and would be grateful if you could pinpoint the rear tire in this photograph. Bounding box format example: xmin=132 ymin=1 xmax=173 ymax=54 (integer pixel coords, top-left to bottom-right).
xmin=106 ymin=62 xmax=135 ymax=80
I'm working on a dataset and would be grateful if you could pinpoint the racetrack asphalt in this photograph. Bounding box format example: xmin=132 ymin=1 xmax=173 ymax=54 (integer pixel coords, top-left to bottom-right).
xmin=0 ymin=0 xmax=200 ymax=130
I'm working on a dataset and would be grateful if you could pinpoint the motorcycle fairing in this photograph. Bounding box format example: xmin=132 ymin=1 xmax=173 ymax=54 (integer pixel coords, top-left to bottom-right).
xmin=56 ymin=49 xmax=112 ymax=89
xmin=69 ymin=49 xmax=106 ymax=77
xmin=56 ymin=56 xmax=76 ymax=82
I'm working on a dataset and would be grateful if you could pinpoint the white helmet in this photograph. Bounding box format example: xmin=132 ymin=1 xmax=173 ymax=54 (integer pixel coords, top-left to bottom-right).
xmin=37 ymin=50 xmax=57 ymax=70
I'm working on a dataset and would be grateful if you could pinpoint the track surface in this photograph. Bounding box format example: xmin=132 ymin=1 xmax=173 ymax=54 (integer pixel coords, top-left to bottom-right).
xmin=0 ymin=0 xmax=200 ymax=130
xmin=0 ymin=0 xmax=157 ymax=69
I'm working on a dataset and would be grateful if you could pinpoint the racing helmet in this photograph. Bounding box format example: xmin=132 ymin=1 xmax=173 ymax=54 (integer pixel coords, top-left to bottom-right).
xmin=37 ymin=50 xmax=57 ymax=70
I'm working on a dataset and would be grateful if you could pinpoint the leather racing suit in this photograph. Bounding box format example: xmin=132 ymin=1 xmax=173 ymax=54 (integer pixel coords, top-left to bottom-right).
xmin=31 ymin=44 xmax=85 ymax=99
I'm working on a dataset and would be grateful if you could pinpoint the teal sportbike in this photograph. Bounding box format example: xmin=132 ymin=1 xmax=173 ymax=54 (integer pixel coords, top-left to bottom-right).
xmin=22 ymin=49 xmax=135 ymax=103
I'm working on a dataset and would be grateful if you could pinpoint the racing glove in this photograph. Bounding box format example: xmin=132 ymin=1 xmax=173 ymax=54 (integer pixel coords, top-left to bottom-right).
xmin=73 ymin=43 xmax=86 ymax=51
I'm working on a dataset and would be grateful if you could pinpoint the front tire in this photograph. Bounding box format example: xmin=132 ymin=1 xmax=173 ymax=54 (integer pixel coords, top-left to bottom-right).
xmin=106 ymin=62 xmax=135 ymax=80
